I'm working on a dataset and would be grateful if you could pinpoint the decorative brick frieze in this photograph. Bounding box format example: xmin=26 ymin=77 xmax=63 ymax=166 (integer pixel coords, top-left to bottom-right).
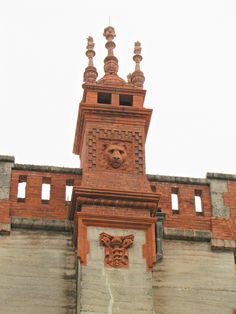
xmin=99 ymin=232 xmax=134 ymax=268
xmin=73 ymin=103 xmax=152 ymax=157
xmin=87 ymin=128 xmax=143 ymax=174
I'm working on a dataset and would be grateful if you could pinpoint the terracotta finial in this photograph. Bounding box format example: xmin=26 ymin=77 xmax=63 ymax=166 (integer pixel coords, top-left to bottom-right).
xmin=131 ymin=41 xmax=145 ymax=88
xmin=103 ymin=26 xmax=119 ymax=75
xmin=83 ymin=36 xmax=98 ymax=83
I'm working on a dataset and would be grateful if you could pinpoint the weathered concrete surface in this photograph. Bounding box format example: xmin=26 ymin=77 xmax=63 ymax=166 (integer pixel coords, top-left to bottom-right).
xmin=79 ymin=227 xmax=154 ymax=314
xmin=12 ymin=217 xmax=73 ymax=232
xmin=0 ymin=156 xmax=14 ymax=200
xmin=208 ymin=179 xmax=230 ymax=218
xmin=153 ymin=240 xmax=236 ymax=314
xmin=0 ymin=229 xmax=76 ymax=314
xmin=0 ymin=156 xmax=15 ymax=232
xmin=164 ymin=227 xmax=211 ymax=241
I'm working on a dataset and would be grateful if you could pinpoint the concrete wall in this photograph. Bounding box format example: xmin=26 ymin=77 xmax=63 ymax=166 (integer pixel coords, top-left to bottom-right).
xmin=0 ymin=229 xmax=76 ymax=314
xmin=0 ymin=155 xmax=14 ymax=232
xmin=153 ymin=239 xmax=236 ymax=314
xmin=78 ymin=226 xmax=154 ymax=314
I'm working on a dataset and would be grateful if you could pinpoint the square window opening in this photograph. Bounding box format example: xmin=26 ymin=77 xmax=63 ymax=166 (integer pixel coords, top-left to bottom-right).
xmin=98 ymin=92 xmax=112 ymax=104
xmin=119 ymin=94 xmax=133 ymax=106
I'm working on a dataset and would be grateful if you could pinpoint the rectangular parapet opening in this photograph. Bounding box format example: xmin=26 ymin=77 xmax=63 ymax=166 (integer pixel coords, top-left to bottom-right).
xmin=65 ymin=179 xmax=74 ymax=204
xmin=195 ymin=190 xmax=203 ymax=215
xmin=171 ymin=187 xmax=179 ymax=214
xmin=97 ymin=92 xmax=112 ymax=104
xmin=17 ymin=175 xmax=27 ymax=202
xmin=119 ymin=94 xmax=133 ymax=106
xmin=41 ymin=177 xmax=51 ymax=204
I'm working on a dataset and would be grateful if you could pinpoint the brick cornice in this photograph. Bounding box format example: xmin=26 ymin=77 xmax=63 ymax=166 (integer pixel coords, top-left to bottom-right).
xmin=82 ymin=82 xmax=147 ymax=96
xmin=13 ymin=164 xmax=82 ymax=175
xmin=69 ymin=187 xmax=160 ymax=219
xmin=73 ymin=103 xmax=152 ymax=155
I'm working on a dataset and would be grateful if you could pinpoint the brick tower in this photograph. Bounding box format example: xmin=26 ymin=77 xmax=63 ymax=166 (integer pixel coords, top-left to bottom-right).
xmin=70 ymin=26 xmax=160 ymax=313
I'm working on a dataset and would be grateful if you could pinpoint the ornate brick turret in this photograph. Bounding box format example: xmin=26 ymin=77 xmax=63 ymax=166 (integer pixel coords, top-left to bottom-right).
xmin=70 ymin=26 xmax=160 ymax=313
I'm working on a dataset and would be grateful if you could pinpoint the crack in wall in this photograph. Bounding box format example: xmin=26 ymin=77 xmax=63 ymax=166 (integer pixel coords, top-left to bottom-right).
xmin=104 ymin=269 xmax=114 ymax=314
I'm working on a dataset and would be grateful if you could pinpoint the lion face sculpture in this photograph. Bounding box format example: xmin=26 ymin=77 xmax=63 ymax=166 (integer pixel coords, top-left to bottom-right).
xmin=104 ymin=143 xmax=127 ymax=169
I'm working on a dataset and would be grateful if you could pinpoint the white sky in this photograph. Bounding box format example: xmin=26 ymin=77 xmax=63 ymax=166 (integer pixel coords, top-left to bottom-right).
xmin=1 ymin=0 xmax=236 ymax=178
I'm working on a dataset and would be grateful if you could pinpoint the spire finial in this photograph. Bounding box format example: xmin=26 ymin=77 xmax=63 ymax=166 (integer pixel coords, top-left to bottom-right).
xmin=131 ymin=41 xmax=145 ymax=88
xmin=103 ymin=26 xmax=119 ymax=75
xmin=83 ymin=36 xmax=98 ymax=83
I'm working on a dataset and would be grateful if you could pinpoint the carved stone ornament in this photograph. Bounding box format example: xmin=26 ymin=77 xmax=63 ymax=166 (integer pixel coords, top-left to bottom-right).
xmin=103 ymin=142 xmax=127 ymax=169
xmin=87 ymin=128 xmax=144 ymax=174
xmin=100 ymin=232 xmax=134 ymax=268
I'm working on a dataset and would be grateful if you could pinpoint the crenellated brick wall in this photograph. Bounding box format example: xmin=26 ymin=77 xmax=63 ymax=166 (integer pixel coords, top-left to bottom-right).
xmin=1 ymin=156 xmax=236 ymax=248
xmin=9 ymin=165 xmax=82 ymax=221
xmin=148 ymin=175 xmax=212 ymax=241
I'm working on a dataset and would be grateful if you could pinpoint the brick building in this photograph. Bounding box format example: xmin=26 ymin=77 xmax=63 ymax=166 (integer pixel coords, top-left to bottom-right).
xmin=0 ymin=26 xmax=235 ymax=313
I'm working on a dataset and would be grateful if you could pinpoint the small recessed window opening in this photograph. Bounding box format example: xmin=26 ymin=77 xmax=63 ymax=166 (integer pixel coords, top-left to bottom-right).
xmin=119 ymin=94 xmax=133 ymax=106
xmin=195 ymin=190 xmax=203 ymax=214
xmin=98 ymin=92 xmax=112 ymax=104
xmin=65 ymin=179 xmax=74 ymax=202
xmin=41 ymin=177 xmax=51 ymax=204
xmin=150 ymin=184 xmax=156 ymax=193
xmin=17 ymin=175 xmax=27 ymax=202
xmin=171 ymin=188 xmax=179 ymax=213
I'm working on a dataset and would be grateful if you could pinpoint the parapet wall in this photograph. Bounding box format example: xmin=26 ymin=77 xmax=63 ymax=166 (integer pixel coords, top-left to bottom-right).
xmin=148 ymin=175 xmax=212 ymax=239
xmin=0 ymin=156 xmax=236 ymax=249
xmin=0 ymin=157 xmax=82 ymax=233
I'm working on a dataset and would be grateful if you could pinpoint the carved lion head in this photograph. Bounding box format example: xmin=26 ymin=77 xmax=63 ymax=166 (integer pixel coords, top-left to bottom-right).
xmin=103 ymin=143 xmax=127 ymax=169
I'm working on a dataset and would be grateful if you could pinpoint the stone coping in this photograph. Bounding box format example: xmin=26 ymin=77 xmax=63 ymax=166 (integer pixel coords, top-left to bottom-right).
xmin=207 ymin=172 xmax=236 ymax=181
xmin=13 ymin=163 xmax=82 ymax=175
xmin=3 ymin=160 xmax=236 ymax=182
xmin=0 ymin=155 xmax=15 ymax=163
xmin=164 ymin=227 xmax=212 ymax=242
xmin=147 ymin=174 xmax=209 ymax=185
xmin=211 ymin=238 xmax=236 ymax=250
xmin=11 ymin=217 xmax=73 ymax=232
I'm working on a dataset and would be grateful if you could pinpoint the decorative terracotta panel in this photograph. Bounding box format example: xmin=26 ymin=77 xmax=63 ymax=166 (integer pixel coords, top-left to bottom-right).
xmin=87 ymin=128 xmax=143 ymax=174
xmin=100 ymin=232 xmax=134 ymax=268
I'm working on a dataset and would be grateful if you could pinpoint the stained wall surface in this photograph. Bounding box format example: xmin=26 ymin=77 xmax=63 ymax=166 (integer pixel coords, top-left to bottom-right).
xmin=79 ymin=226 xmax=154 ymax=314
xmin=0 ymin=230 xmax=76 ymax=314
xmin=153 ymin=239 xmax=236 ymax=314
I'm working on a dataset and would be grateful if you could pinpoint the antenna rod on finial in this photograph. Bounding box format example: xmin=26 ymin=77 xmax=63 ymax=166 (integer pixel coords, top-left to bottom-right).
xmin=109 ymin=16 xmax=111 ymax=26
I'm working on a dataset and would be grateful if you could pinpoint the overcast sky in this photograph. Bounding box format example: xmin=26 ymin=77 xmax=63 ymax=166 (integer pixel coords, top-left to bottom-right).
xmin=1 ymin=0 xmax=236 ymax=178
